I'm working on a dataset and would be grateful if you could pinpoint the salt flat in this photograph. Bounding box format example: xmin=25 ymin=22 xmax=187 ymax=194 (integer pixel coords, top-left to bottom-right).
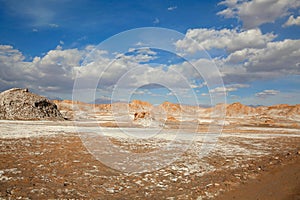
xmin=1 ymin=120 xmax=300 ymax=139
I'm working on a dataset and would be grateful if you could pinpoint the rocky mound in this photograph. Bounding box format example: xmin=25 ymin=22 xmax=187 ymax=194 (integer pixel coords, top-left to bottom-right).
xmin=130 ymin=100 xmax=152 ymax=112
xmin=226 ymin=102 xmax=257 ymax=117
xmin=160 ymin=101 xmax=182 ymax=113
xmin=133 ymin=111 xmax=151 ymax=120
xmin=132 ymin=111 xmax=162 ymax=127
xmin=0 ymin=88 xmax=64 ymax=120
xmin=53 ymin=98 xmax=300 ymax=128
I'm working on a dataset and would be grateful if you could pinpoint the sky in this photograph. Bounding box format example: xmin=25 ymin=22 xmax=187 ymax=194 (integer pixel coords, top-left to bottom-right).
xmin=0 ymin=0 xmax=300 ymax=106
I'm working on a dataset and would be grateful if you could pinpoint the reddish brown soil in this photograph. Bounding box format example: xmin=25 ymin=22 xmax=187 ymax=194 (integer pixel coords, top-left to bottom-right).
xmin=0 ymin=134 xmax=299 ymax=199
xmin=215 ymin=158 xmax=300 ymax=200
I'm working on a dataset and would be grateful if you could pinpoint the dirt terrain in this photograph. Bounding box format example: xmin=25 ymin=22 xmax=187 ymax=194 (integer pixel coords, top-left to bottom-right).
xmin=215 ymin=160 xmax=300 ymax=200
xmin=1 ymin=90 xmax=300 ymax=199
xmin=0 ymin=121 xmax=300 ymax=199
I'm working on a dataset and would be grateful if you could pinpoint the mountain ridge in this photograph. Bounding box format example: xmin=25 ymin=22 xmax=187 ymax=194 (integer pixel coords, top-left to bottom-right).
xmin=53 ymin=99 xmax=300 ymax=128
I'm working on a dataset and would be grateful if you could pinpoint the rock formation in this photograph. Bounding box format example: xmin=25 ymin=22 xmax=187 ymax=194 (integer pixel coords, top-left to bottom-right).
xmin=132 ymin=111 xmax=161 ymax=127
xmin=53 ymin=98 xmax=300 ymax=128
xmin=133 ymin=111 xmax=151 ymax=121
xmin=0 ymin=88 xmax=64 ymax=120
xmin=130 ymin=100 xmax=152 ymax=112
xmin=225 ymin=102 xmax=257 ymax=117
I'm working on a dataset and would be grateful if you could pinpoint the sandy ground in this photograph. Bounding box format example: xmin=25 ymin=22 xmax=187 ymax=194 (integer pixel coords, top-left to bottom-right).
xmin=0 ymin=120 xmax=300 ymax=199
xmin=215 ymin=160 xmax=300 ymax=200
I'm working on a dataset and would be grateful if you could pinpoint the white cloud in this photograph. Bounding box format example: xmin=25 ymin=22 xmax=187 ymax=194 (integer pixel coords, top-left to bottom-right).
xmin=176 ymin=27 xmax=300 ymax=86
xmin=135 ymin=42 xmax=147 ymax=47
xmin=210 ymin=83 xmax=249 ymax=94
xmin=167 ymin=6 xmax=177 ymax=11
xmin=241 ymin=90 xmax=300 ymax=105
xmin=49 ymin=23 xmax=59 ymax=28
xmin=153 ymin=18 xmax=160 ymax=24
xmin=0 ymin=45 xmax=24 ymax=62
xmin=1 ymin=36 xmax=292 ymax=99
xmin=218 ymin=39 xmax=300 ymax=84
xmin=167 ymin=92 xmax=174 ymax=96
xmin=283 ymin=15 xmax=300 ymax=27
xmin=0 ymin=45 xmax=34 ymax=91
xmin=123 ymin=47 xmax=157 ymax=63
xmin=228 ymin=83 xmax=249 ymax=88
xmin=2 ymin=0 xmax=55 ymax=27
xmin=133 ymin=90 xmax=145 ymax=95
xmin=218 ymin=0 xmax=300 ymax=29
xmin=0 ymin=45 xmax=198 ymax=96
xmin=1 ymin=34 xmax=298 ymax=104
xmin=201 ymin=93 xmax=209 ymax=96
xmin=0 ymin=45 xmax=88 ymax=93
xmin=243 ymin=39 xmax=300 ymax=73
xmin=210 ymin=86 xmax=235 ymax=93
xmin=255 ymin=89 xmax=280 ymax=98
xmin=176 ymin=28 xmax=276 ymax=53
xmin=190 ymin=84 xmax=201 ymax=89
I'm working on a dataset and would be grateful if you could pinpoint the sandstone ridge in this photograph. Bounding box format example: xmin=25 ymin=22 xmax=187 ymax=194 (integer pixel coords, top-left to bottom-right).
xmin=53 ymin=99 xmax=300 ymax=128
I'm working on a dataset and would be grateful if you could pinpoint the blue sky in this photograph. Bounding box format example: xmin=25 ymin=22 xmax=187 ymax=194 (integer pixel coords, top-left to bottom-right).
xmin=0 ymin=0 xmax=300 ymax=106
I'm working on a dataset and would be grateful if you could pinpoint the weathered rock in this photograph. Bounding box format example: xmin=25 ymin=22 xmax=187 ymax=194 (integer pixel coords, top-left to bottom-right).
xmin=134 ymin=111 xmax=151 ymax=121
xmin=166 ymin=116 xmax=178 ymax=122
xmin=52 ymin=98 xmax=300 ymax=127
xmin=132 ymin=111 xmax=162 ymax=127
xmin=0 ymin=88 xmax=64 ymax=120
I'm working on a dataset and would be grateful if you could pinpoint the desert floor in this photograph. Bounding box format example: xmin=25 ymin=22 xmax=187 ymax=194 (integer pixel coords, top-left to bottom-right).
xmin=0 ymin=120 xmax=300 ymax=199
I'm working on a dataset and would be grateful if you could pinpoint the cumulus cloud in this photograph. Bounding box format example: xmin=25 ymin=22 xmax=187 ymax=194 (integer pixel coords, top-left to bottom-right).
xmin=122 ymin=48 xmax=158 ymax=63
xmin=218 ymin=0 xmax=300 ymax=29
xmin=201 ymin=83 xmax=248 ymax=98
xmin=213 ymin=38 xmax=300 ymax=84
xmin=0 ymin=45 xmax=24 ymax=62
xmin=0 ymin=44 xmax=210 ymax=100
xmin=32 ymin=48 xmax=84 ymax=91
xmin=283 ymin=15 xmax=300 ymax=27
xmin=0 ymin=45 xmax=90 ymax=93
xmin=0 ymin=45 xmax=33 ymax=91
xmin=176 ymin=27 xmax=300 ymax=85
xmin=255 ymin=89 xmax=280 ymax=98
xmin=117 ymin=65 xmax=189 ymax=89
xmin=1 ymin=30 xmax=299 ymax=103
xmin=176 ymin=28 xmax=276 ymax=53
xmin=239 ymin=39 xmax=300 ymax=73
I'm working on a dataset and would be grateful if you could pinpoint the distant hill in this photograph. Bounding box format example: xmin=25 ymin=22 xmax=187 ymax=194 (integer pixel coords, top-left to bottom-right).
xmin=53 ymin=99 xmax=300 ymax=128
xmin=2 ymin=88 xmax=298 ymax=127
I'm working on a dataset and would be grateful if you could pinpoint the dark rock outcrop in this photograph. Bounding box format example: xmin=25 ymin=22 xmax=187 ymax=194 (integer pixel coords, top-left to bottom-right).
xmin=0 ymin=88 xmax=64 ymax=120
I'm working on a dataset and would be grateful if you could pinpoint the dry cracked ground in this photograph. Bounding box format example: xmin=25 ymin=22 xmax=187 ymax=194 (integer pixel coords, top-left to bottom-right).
xmin=0 ymin=120 xmax=300 ymax=199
